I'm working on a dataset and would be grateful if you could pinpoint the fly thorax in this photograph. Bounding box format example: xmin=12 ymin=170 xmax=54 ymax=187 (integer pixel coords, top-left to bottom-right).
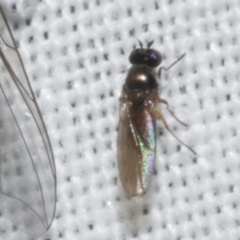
xmin=125 ymin=65 xmax=158 ymax=104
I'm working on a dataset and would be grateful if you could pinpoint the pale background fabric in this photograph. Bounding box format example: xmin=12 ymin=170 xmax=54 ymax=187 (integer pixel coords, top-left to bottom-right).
xmin=0 ymin=0 xmax=240 ymax=239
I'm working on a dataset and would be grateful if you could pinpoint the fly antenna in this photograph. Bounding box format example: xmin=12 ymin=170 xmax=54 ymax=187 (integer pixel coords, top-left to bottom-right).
xmin=147 ymin=40 xmax=154 ymax=49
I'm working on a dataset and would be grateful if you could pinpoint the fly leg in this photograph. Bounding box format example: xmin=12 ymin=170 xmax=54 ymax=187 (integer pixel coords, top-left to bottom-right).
xmin=157 ymin=98 xmax=188 ymax=127
xmin=158 ymin=53 xmax=186 ymax=79
xmin=155 ymin=108 xmax=196 ymax=155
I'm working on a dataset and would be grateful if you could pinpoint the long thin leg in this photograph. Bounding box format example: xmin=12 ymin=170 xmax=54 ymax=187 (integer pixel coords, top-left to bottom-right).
xmin=155 ymin=108 xmax=196 ymax=155
xmin=158 ymin=53 xmax=186 ymax=78
xmin=157 ymin=98 xmax=187 ymax=127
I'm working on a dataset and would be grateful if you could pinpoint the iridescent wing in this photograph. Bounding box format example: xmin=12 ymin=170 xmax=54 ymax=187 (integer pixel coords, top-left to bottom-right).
xmin=117 ymin=90 xmax=156 ymax=196
xmin=0 ymin=6 xmax=56 ymax=237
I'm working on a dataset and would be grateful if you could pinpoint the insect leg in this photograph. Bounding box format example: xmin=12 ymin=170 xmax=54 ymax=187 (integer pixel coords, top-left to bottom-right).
xmin=158 ymin=53 xmax=186 ymax=78
xmin=157 ymin=98 xmax=187 ymax=127
xmin=155 ymin=108 xmax=196 ymax=155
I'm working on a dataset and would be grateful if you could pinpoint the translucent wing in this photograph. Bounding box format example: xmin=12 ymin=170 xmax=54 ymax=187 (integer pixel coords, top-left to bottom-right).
xmin=0 ymin=6 xmax=56 ymax=237
xmin=117 ymin=90 xmax=156 ymax=196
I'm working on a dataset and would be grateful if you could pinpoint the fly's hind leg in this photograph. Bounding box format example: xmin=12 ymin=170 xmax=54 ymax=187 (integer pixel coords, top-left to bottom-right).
xmin=155 ymin=108 xmax=196 ymax=155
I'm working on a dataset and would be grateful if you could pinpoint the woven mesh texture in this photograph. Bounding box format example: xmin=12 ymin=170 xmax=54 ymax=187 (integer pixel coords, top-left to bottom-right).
xmin=0 ymin=0 xmax=240 ymax=239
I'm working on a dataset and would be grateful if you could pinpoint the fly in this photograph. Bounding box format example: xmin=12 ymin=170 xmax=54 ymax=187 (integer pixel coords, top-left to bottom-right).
xmin=0 ymin=6 xmax=56 ymax=237
xmin=117 ymin=40 xmax=195 ymax=197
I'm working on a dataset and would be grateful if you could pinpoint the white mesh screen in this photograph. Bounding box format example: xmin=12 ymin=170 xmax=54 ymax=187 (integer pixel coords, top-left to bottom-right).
xmin=0 ymin=0 xmax=240 ymax=239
